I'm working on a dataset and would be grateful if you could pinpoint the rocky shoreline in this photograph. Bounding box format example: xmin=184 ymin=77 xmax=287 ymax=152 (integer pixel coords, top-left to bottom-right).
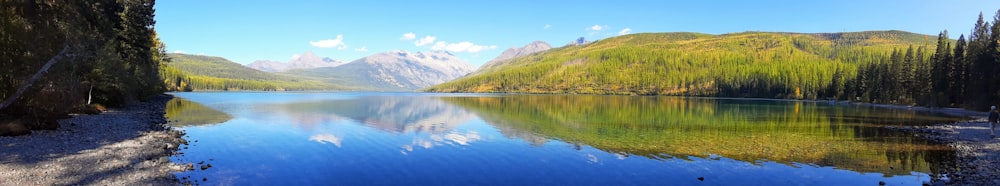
xmin=861 ymin=100 xmax=1000 ymax=185
xmin=0 ymin=94 xmax=185 ymax=185
xmin=891 ymin=119 xmax=1000 ymax=185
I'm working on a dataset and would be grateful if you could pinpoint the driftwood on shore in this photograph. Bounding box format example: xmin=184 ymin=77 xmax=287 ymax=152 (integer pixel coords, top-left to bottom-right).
xmin=0 ymin=44 xmax=71 ymax=111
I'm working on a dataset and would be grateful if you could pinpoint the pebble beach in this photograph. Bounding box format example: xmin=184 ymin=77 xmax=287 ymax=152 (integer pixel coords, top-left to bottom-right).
xmin=0 ymin=95 xmax=185 ymax=185
xmin=895 ymin=120 xmax=1000 ymax=185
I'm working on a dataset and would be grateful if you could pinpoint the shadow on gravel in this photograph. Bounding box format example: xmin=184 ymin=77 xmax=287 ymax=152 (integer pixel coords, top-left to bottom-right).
xmin=0 ymin=95 xmax=183 ymax=185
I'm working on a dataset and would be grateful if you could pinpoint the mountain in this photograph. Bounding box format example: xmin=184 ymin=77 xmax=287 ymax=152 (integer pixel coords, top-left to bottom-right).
xmin=425 ymin=30 xmax=938 ymax=99
xmin=285 ymin=50 xmax=476 ymax=91
xmin=247 ymin=51 xmax=347 ymax=72
xmin=479 ymin=41 xmax=552 ymax=70
xmin=162 ymin=53 xmax=340 ymax=91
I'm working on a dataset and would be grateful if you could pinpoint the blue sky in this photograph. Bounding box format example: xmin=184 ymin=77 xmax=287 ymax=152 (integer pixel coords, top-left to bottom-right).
xmin=156 ymin=0 xmax=1000 ymax=67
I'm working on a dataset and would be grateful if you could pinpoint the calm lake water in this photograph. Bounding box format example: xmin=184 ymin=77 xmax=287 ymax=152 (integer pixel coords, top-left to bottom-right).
xmin=166 ymin=92 xmax=963 ymax=185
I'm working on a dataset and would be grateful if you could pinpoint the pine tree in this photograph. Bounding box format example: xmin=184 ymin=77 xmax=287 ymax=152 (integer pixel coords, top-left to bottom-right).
xmin=991 ymin=10 xmax=1000 ymax=106
xmin=953 ymin=34 xmax=967 ymax=105
xmin=914 ymin=46 xmax=933 ymax=105
xmin=967 ymin=12 xmax=995 ymax=108
xmin=902 ymin=45 xmax=915 ymax=104
xmin=931 ymin=31 xmax=953 ymax=106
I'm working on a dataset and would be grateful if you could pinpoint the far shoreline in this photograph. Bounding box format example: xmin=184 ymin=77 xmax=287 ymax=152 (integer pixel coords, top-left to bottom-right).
xmin=173 ymin=90 xmax=992 ymax=118
xmin=178 ymin=90 xmax=993 ymax=118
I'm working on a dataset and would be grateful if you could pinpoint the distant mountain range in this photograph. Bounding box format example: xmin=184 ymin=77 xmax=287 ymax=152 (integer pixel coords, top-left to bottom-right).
xmin=163 ymin=49 xmax=479 ymax=91
xmin=479 ymin=41 xmax=552 ymax=70
xmin=247 ymin=51 xmax=347 ymax=72
xmin=285 ymin=50 xmax=475 ymax=91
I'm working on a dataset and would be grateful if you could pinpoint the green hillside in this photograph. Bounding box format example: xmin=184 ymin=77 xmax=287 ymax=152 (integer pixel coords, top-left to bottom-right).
xmin=161 ymin=53 xmax=341 ymax=91
xmin=426 ymin=31 xmax=936 ymax=100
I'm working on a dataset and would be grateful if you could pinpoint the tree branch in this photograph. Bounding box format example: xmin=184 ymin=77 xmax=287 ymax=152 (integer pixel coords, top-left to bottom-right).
xmin=0 ymin=44 xmax=71 ymax=111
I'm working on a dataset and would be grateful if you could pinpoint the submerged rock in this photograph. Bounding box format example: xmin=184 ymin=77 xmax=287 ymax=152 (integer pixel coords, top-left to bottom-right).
xmin=200 ymin=164 xmax=211 ymax=170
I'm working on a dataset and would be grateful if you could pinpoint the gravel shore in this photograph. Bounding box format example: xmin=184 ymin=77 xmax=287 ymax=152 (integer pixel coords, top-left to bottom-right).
xmin=893 ymin=119 xmax=1000 ymax=185
xmin=0 ymin=94 xmax=185 ymax=185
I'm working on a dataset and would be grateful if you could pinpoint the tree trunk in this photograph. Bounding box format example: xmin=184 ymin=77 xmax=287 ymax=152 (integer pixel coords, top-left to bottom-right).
xmin=0 ymin=45 xmax=71 ymax=111
xmin=87 ymin=84 xmax=93 ymax=105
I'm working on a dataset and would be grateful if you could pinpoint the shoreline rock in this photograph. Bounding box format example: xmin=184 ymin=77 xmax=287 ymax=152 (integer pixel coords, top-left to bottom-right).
xmin=890 ymin=120 xmax=1000 ymax=185
xmin=0 ymin=94 xmax=184 ymax=185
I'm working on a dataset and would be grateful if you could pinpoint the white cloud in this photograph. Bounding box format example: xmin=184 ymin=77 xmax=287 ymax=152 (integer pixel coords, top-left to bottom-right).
xmin=291 ymin=54 xmax=301 ymax=60
xmin=431 ymin=41 xmax=496 ymax=53
xmin=618 ymin=28 xmax=632 ymax=35
xmin=587 ymin=24 xmax=606 ymax=31
xmin=543 ymin=24 xmax=552 ymax=29
xmin=309 ymin=35 xmax=347 ymax=50
xmin=431 ymin=41 xmax=447 ymax=50
xmin=355 ymin=46 xmax=368 ymax=52
xmin=414 ymin=36 xmax=436 ymax=46
xmin=172 ymin=50 xmax=186 ymax=54
xmin=400 ymin=32 xmax=416 ymax=40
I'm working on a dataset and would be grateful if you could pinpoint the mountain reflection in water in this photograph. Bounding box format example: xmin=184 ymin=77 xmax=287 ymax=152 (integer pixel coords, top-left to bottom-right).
xmin=167 ymin=92 xmax=963 ymax=185
xmin=272 ymin=96 xmax=476 ymax=134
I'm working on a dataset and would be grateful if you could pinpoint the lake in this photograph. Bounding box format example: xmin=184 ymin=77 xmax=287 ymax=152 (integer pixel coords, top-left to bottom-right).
xmin=166 ymin=92 xmax=963 ymax=185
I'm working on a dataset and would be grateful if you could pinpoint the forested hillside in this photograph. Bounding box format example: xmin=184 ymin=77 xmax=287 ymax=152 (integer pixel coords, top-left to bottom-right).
xmin=1 ymin=0 xmax=166 ymax=130
xmin=428 ymin=9 xmax=1000 ymax=110
xmin=428 ymin=31 xmax=927 ymax=98
xmin=160 ymin=53 xmax=341 ymax=91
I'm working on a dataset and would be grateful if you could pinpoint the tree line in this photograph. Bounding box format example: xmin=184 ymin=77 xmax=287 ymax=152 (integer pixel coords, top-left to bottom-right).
xmin=845 ymin=10 xmax=1000 ymax=110
xmin=429 ymin=10 xmax=1000 ymax=111
xmin=428 ymin=31 xmax=921 ymax=99
xmin=0 ymin=0 xmax=166 ymax=129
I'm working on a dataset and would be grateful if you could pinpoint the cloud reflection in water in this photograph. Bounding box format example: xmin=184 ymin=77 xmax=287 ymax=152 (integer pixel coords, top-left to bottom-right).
xmin=308 ymin=133 xmax=342 ymax=147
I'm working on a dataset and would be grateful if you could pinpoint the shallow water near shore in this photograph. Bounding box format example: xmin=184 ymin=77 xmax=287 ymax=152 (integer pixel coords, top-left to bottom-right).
xmin=166 ymin=92 xmax=965 ymax=185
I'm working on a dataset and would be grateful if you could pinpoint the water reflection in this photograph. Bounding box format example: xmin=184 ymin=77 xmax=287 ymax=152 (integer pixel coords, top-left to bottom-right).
xmin=164 ymin=98 xmax=232 ymax=127
xmin=167 ymin=93 xmax=964 ymax=185
xmin=308 ymin=133 xmax=342 ymax=147
xmin=402 ymin=131 xmax=482 ymax=154
xmin=441 ymin=95 xmax=960 ymax=177
xmin=267 ymin=96 xmax=476 ymax=134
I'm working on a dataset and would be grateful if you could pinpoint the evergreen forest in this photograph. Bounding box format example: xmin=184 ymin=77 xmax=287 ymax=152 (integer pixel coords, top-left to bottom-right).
xmin=427 ymin=10 xmax=1000 ymax=110
xmin=1 ymin=0 xmax=165 ymax=129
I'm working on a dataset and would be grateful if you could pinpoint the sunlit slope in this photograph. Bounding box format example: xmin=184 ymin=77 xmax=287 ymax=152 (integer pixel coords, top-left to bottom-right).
xmin=161 ymin=53 xmax=343 ymax=91
xmin=427 ymin=31 xmax=937 ymax=98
